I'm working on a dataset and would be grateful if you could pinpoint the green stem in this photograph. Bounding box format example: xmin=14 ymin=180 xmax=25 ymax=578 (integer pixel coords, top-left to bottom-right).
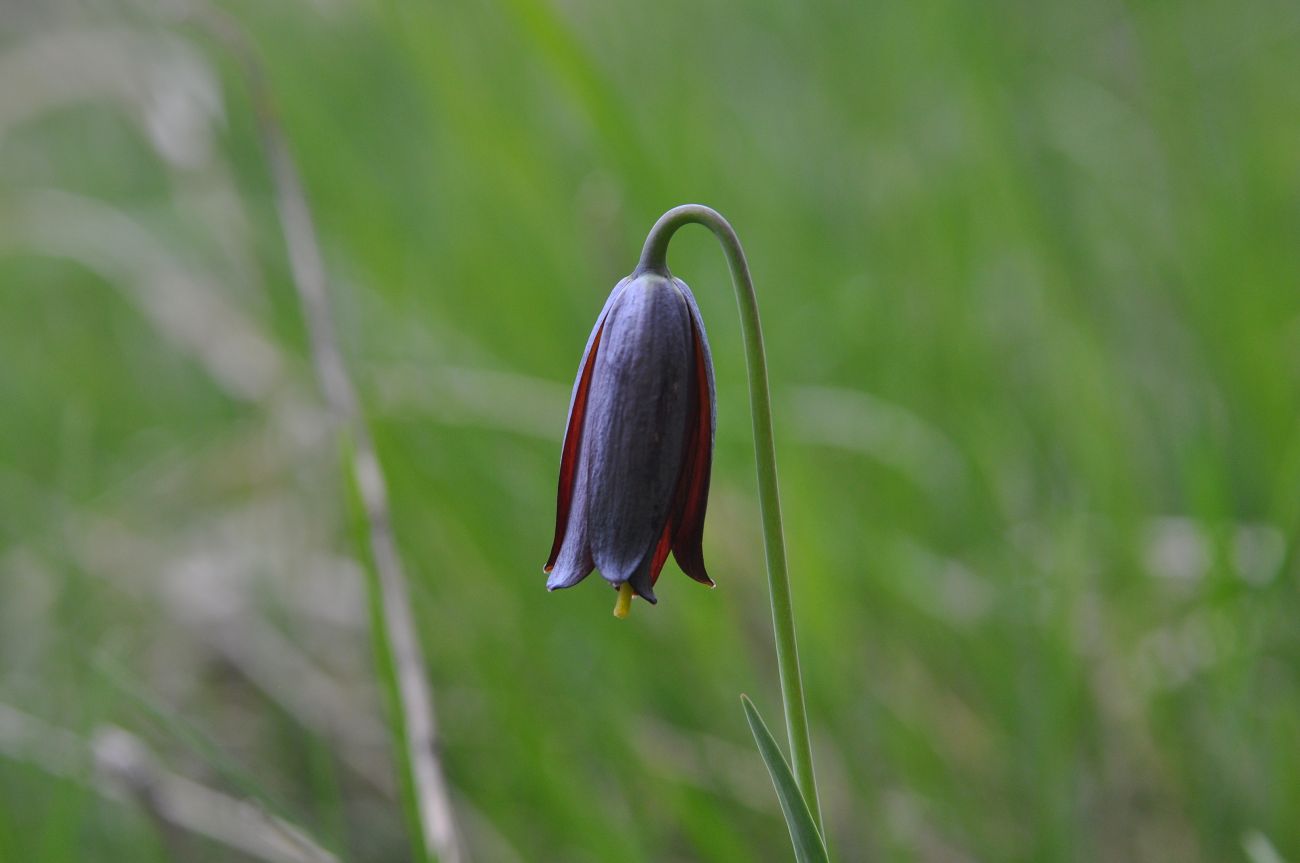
xmin=638 ymin=204 xmax=824 ymax=833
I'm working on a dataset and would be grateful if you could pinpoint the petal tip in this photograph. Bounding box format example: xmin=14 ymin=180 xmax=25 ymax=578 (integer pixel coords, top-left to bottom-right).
xmin=623 ymin=577 xmax=658 ymax=605
xmin=547 ymin=564 xmax=591 ymax=591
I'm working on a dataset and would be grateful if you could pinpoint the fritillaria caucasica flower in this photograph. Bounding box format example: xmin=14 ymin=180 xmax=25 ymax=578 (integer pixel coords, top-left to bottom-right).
xmin=541 ymin=205 xmax=826 ymax=846
xmin=543 ymin=268 xmax=716 ymax=618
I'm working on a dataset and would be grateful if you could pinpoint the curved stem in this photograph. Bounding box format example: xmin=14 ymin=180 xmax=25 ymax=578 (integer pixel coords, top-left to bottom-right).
xmin=638 ymin=205 xmax=823 ymax=832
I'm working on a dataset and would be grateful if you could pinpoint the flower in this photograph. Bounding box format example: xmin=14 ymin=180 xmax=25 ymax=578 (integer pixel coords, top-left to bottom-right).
xmin=544 ymin=268 xmax=716 ymax=615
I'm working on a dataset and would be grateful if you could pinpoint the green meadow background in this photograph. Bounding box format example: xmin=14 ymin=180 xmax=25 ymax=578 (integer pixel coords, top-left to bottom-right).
xmin=2 ymin=0 xmax=1299 ymax=860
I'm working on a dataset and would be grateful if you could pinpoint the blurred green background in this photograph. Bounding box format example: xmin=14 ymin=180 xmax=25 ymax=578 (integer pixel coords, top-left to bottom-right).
xmin=2 ymin=0 xmax=1299 ymax=860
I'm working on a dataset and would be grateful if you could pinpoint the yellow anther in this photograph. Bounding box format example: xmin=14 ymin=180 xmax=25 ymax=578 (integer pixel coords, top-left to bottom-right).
xmin=612 ymin=582 xmax=634 ymax=619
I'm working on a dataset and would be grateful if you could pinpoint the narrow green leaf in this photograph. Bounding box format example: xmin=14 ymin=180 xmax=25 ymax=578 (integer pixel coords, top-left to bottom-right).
xmin=740 ymin=695 xmax=830 ymax=863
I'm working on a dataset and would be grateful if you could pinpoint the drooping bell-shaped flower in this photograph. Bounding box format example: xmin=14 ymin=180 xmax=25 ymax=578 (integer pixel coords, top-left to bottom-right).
xmin=544 ymin=268 xmax=716 ymax=615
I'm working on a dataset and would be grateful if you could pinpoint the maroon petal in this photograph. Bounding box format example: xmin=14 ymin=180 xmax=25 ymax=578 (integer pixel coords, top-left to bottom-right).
xmin=671 ymin=281 xmax=716 ymax=586
xmin=649 ymin=524 xmax=674 ymax=585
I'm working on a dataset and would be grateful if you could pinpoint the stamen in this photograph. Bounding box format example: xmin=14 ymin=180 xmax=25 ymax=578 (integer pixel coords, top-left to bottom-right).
xmin=612 ymin=582 xmax=634 ymax=619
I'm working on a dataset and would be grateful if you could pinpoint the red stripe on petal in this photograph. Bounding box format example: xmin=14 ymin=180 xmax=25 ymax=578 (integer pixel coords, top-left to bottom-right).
xmin=544 ymin=325 xmax=603 ymax=572
xmin=648 ymin=518 xmax=674 ymax=586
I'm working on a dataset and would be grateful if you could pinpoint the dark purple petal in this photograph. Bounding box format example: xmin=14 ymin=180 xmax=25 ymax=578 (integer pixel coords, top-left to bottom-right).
xmin=546 ymin=441 xmax=595 ymax=589
xmin=670 ymin=279 xmax=716 ymax=586
xmin=635 ymin=525 xmax=675 ymax=603
xmin=545 ymin=279 xmax=634 ymax=588
xmin=585 ymin=273 xmax=693 ymax=602
xmin=545 ymin=324 xmax=602 ymax=576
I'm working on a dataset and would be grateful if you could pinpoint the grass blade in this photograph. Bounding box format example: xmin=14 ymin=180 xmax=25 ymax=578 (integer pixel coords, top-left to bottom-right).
xmin=201 ymin=12 xmax=466 ymax=862
xmin=740 ymin=695 xmax=829 ymax=863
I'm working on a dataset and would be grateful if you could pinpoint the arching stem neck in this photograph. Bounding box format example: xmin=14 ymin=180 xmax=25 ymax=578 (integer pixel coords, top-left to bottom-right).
xmin=637 ymin=204 xmax=744 ymax=277
xmin=637 ymin=204 xmax=824 ymax=833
